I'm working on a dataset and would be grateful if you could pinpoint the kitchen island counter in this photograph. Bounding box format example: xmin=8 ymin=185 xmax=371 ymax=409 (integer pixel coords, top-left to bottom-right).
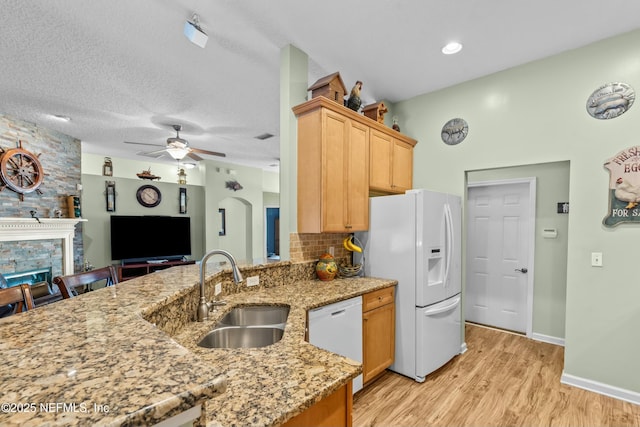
xmin=0 ymin=260 xmax=396 ymax=426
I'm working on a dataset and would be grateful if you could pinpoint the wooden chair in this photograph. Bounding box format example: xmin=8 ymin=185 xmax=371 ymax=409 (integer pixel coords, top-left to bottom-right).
xmin=0 ymin=284 xmax=36 ymax=316
xmin=53 ymin=266 xmax=119 ymax=299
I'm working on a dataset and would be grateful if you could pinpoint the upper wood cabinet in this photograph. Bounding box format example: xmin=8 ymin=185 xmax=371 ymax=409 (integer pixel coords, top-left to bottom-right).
xmin=369 ymin=129 xmax=415 ymax=195
xmin=294 ymin=97 xmax=417 ymax=232
xmin=294 ymin=98 xmax=370 ymax=233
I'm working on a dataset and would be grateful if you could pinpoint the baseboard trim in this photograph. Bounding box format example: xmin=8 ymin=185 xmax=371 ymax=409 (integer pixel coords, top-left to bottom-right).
xmin=530 ymin=332 xmax=565 ymax=347
xmin=561 ymin=372 xmax=640 ymax=405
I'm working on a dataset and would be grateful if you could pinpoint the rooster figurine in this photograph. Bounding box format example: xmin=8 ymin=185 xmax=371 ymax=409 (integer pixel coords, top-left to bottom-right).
xmin=226 ymin=180 xmax=243 ymax=191
xmin=346 ymin=80 xmax=363 ymax=112
xmin=614 ymin=177 xmax=640 ymax=209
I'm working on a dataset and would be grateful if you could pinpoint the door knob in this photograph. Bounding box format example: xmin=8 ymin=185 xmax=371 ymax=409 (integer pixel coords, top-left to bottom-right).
xmin=515 ymin=268 xmax=528 ymax=273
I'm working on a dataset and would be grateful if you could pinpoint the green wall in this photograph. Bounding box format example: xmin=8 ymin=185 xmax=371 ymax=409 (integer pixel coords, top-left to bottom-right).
xmin=395 ymin=29 xmax=640 ymax=393
xmin=279 ymin=45 xmax=309 ymax=260
xmin=81 ymin=153 xmax=279 ymax=267
xmin=80 ymin=174 xmax=206 ymax=268
xmin=468 ymin=161 xmax=570 ymax=340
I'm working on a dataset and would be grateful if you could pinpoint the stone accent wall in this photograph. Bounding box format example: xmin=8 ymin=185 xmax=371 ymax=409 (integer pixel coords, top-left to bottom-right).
xmin=0 ymin=239 xmax=63 ymax=278
xmin=289 ymin=232 xmax=351 ymax=262
xmin=0 ymin=115 xmax=83 ymax=274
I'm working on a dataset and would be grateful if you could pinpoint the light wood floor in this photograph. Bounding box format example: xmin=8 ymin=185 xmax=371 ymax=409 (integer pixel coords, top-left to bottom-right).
xmin=353 ymin=323 xmax=640 ymax=427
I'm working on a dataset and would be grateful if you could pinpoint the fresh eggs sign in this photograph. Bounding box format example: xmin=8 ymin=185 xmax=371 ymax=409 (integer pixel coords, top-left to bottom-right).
xmin=603 ymin=146 xmax=640 ymax=226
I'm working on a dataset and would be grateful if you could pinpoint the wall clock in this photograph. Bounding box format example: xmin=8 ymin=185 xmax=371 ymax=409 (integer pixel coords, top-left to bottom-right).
xmin=136 ymin=184 xmax=161 ymax=207
xmin=441 ymin=118 xmax=468 ymax=145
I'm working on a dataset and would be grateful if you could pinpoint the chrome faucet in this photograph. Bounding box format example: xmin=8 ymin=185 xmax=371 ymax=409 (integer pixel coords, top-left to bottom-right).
xmin=197 ymin=249 xmax=243 ymax=322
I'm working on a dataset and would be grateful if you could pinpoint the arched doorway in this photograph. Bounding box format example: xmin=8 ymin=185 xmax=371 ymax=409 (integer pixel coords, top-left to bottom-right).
xmin=218 ymin=197 xmax=252 ymax=262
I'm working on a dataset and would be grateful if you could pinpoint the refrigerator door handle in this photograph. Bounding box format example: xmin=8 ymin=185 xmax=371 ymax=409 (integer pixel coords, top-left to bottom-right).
xmin=443 ymin=203 xmax=453 ymax=288
xmin=423 ymin=296 xmax=460 ymax=316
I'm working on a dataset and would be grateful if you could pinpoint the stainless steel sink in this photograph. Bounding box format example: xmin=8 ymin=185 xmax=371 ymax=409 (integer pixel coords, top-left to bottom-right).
xmin=217 ymin=305 xmax=289 ymax=327
xmin=197 ymin=326 xmax=284 ymax=349
xmin=196 ymin=305 xmax=290 ymax=349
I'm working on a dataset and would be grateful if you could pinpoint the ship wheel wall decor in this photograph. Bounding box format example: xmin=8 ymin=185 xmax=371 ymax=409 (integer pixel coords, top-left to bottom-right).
xmin=0 ymin=140 xmax=44 ymax=201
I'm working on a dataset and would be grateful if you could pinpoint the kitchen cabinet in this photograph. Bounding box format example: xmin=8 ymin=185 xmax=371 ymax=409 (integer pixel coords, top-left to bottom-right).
xmin=294 ymin=98 xmax=418 ymax=233
xmin=362 ymin=286 xmax=395 ymax=385
xmin=294 ymin=97 xmax=370 ymax=233
xmin=282 ymin=382 xmax=353 ymax=427
xmin=369 ymin=129 xmax=415 ymax=195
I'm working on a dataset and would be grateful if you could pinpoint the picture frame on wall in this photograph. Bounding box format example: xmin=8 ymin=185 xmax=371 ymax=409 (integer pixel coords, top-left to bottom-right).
xmin=179 ymin=187 xmax=187 ymax=214
xmin=105 ymin=181 xmax=116 ymax=212
xmin=219 ymin=208 xmax=226 ymax=236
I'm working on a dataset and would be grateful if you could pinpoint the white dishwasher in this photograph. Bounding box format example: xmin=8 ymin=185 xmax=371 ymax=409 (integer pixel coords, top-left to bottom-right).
xmin=308 ymin=296 xmax=363 ymax=393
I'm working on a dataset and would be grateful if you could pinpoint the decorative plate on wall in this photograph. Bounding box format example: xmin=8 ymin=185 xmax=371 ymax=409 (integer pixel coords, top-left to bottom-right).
xmin=586 ymin=82 xmax=635 ymax=120
xmin=441 ymin=118 xmax=469 ymax=145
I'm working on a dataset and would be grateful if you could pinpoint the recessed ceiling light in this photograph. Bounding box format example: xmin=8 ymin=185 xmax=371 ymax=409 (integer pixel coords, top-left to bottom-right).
xmin=441 ymin=42 xmax=463 ymax=55
xmin=51 ymin=114 xmax=71 ymax=122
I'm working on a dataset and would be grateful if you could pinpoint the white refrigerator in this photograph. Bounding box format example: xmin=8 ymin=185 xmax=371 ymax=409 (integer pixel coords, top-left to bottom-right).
xmin=356 ymin=189 xmax=463 ymax=383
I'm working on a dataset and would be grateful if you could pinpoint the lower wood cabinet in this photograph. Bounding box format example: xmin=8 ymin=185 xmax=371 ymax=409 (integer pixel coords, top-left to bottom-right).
xmin=282 ymin=382 xmax=353 ymax=427
xmin=362 ymin=286 xmax=395 ymax=385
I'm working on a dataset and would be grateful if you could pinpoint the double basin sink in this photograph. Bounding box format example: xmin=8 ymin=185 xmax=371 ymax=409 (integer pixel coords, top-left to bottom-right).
xmin=198 ymin=305 xmax=290 ymax=349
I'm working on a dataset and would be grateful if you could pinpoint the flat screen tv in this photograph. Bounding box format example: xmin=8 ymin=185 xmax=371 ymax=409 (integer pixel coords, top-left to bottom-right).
xmin=110 ymin=215 xmax=191 ymax=262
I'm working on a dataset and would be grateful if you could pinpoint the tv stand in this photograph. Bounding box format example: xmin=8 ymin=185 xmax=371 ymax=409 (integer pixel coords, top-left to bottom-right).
xmin=116 ymin=260 xmax=195 ymax=282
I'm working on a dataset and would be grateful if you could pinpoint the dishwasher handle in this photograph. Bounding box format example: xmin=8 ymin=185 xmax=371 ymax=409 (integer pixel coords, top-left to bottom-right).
xmin=331 ymin=309 xmax=346 ymax=317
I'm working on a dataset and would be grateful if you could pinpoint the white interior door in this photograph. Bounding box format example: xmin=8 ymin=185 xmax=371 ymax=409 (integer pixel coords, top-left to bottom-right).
xmin=465 ymin=180 xmax=535 ymax=333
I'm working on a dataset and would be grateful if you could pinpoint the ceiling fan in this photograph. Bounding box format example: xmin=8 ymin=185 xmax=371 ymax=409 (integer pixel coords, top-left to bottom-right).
xmin=124 ymin=125 xmax=226 ymax=161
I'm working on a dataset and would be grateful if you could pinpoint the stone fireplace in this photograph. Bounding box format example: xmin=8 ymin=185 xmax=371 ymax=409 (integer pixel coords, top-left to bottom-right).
xmin=0 ymin=217 xmax=85 ymax=281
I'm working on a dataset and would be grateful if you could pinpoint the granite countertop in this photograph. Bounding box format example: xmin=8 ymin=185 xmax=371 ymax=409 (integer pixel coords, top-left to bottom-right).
xmin=0 ymin=264 xmax=225 ymax=427
xmin=0 ymin=261 xmax=396 ymax=427
xmin=171 ymin=276 xmax=397 ymax=427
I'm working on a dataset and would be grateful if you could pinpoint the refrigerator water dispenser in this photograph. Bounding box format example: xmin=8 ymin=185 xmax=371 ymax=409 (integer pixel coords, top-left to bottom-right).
xmin=427 ymin=247 xmax=443 ymax=286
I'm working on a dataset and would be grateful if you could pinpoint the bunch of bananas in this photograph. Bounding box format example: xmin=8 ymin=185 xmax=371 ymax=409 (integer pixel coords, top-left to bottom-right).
xmin=342 ymin=235 xmax=362 ymax=253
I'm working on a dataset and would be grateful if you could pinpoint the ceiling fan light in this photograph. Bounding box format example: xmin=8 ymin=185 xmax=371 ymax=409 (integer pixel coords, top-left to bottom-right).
xmin=167 ymin=147 xmax=189 ymax=160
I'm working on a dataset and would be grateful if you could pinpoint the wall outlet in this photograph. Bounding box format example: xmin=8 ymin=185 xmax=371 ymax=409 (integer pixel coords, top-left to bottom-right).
xmin=591 ymin=252 xmax=603 ymax=267
xmin=215 ymin=282 xmax=222 ymax=295
xmin=328 ymin=246 xmax=334 ymax=256
xmin=247 ymin=275 xmax=260 ymax=287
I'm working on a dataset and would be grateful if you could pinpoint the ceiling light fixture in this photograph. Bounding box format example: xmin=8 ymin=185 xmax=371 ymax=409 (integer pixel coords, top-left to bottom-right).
xmin=167 ymin=146 xmax=189 ymax=160
xmin=441 ymin=42 xmax=463 ymax=55
xmin=184 ymin=13 xmax=208 ymax=48
xmin=51 ymin=114 xmax=71 ymax=122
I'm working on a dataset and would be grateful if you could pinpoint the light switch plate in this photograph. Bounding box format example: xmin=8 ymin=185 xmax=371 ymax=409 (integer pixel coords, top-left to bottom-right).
xmin=247 ymin=276 xmax=259 ymax=287
xmin=591 ymin=252 xmax=603 ymax=267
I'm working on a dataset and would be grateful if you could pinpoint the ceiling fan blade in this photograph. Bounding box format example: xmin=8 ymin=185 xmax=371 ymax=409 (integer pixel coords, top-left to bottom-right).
xmin=124 ymin=141 xmax=165 ymax=147
xmin=190 ymin=147 xmax=226 ymax=157
xmin=136 ymin=150 xmax=165 ymax=159
xmin=186 ymin=152 xmax=203 ymax=161
xmin=143 ymin=149 xmax=168 ymax=155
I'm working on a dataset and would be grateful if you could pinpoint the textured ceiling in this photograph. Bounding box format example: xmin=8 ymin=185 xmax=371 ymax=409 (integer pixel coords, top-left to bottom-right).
xmin=1 ymin=1 xmax=640 ymax=170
